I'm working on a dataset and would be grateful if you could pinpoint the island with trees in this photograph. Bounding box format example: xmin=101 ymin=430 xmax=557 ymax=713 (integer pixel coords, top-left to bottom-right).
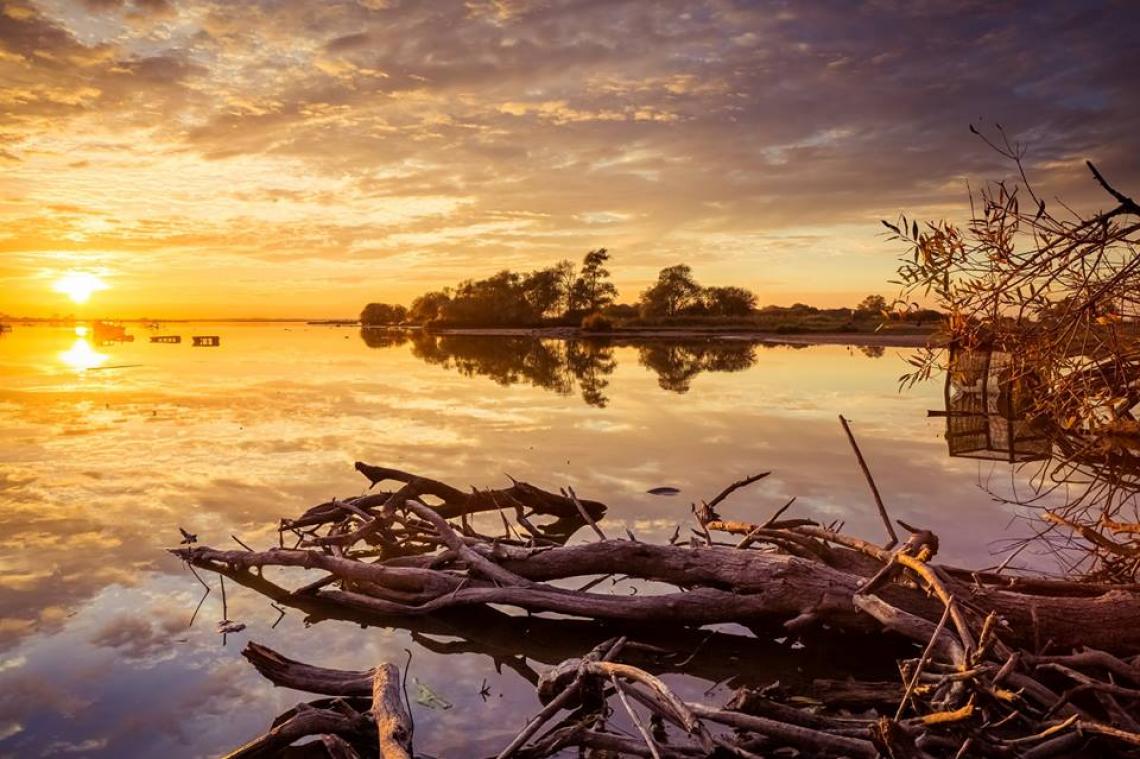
xmin=358 ymin=248 xmax=941 ymax=343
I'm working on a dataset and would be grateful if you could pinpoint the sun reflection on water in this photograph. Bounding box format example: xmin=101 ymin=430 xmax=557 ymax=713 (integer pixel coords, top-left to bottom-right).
xmin=59 ymin=336 xmax=107 ymax=371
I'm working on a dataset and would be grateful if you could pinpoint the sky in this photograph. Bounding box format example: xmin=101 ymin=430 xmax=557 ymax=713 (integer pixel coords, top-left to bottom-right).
xmin=1 ymin=0 xmax=1138 ymax=319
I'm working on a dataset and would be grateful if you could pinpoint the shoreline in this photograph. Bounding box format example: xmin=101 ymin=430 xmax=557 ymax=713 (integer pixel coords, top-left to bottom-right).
xmin=413 ymin=326 xmax=939 ymax=347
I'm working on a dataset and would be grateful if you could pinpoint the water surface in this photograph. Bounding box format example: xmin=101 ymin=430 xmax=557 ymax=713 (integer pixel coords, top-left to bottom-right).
xmin=0 ymin=323 xmax=1039 ymax=757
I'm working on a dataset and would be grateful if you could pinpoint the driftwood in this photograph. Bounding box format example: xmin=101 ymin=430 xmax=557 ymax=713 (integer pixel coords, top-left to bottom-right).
xmin=174 ymin=463 xmax=1140 ymax=756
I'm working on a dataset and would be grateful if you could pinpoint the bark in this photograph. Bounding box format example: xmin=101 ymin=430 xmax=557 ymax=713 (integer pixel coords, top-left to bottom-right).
xmin=176 ymin=539 xmax=1140 ymax=654
xmin=371 ymin=663 xmax=412 ymax=759
xmin=179 ymin=464 xmax=1140 ymax=757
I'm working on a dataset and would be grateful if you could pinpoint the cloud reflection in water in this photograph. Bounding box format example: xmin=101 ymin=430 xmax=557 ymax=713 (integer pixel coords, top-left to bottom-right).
xmin=0 ymin=324 xmax=1042 ymax=756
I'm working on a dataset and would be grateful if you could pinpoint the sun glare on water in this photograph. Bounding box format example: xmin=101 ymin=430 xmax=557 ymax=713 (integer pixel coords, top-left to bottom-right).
xmin=53 ymin=271 xmax=108 ymax=304
xmin=59 ymin=337 xmax=107 ymax=371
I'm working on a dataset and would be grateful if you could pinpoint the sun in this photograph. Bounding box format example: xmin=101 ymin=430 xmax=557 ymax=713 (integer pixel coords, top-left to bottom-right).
xmin=53 ymin=271 xmax=108 ymax=304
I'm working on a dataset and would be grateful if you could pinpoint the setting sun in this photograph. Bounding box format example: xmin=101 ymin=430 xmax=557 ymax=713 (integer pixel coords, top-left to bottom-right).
xmin=53 ymin=271 xmax=108 ymax=304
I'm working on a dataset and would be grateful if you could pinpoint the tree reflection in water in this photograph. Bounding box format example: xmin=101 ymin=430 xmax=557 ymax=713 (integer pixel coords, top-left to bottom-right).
xmin=359 ymin=327 xmax=410 ymax=349
xmin=408 ymin=333 xmax=616 ymax=407
xmin=635 ymin=340 xmax=757 ymax=393
xmin=359 ymin=330 xmax=768 ymax=406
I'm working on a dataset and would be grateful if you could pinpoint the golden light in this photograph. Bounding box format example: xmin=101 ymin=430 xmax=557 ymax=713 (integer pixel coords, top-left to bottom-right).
xmin=53 ymin=271 xmax=108 ymax=304
xmin=59 ymin=338 xmax=107 ymax=371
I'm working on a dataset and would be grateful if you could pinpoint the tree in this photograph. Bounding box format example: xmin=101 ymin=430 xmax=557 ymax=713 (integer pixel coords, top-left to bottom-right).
xmin=553 ymin=259 xmax=577 ymax=314
xmin=639 ymin=264 xmax=702 ymax=317
xmin=408 ymin=291 xmax=451 ymax=323
xmin=571 ymin=249 xmax=617 ymax=314
xmin=889 ymin=125 xmax=1140 ymax=580
xmin=445 ymin=270 xmax=537 ymax=326
xmin=703 ymin=286 xmax=757 ymax=316
xmin=522 ymin=266 xmax=568 ymax=318
xmin=360 ymin=302 xmax=408 ymax=325
xmin=855 ymin=294 xmax=887 ymax=314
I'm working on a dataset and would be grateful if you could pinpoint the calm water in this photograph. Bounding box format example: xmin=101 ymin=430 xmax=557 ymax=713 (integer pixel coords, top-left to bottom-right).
xmin=0 ymin=324 xmax=1039 ymax=757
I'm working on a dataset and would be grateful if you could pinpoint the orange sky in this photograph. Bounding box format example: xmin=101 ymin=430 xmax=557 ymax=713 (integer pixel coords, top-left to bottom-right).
xmin=1 ymin=1 xmax=1138 ymax=318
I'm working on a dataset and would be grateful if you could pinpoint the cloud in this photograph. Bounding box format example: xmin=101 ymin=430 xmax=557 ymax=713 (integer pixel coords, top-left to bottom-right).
xmin=1 ymin=0 xmax=1138 ymax=316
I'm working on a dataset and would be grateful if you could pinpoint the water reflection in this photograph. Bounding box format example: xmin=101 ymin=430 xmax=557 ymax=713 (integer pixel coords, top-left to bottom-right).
xmin=933 ymin=349 xmax=1050 ymax=464
xmin=59 ymin=336 xmax=107 ymax=371
xmin=932 ymin=348 xmax=1140 ymax=581
xmin=1 ymin=324 xmax=1030 ymax=757
xmin=359 ymin=327 xmax=410 ymax=349
xmin=365 ymin=329 xmax=772 ymax=405
xmin=859 ymin=345 xmax=885 ymax=359
xmin=635 ymin=340 xmax=756 ymax=393
xmin=401 ymin=331 xmax=617 ymax=407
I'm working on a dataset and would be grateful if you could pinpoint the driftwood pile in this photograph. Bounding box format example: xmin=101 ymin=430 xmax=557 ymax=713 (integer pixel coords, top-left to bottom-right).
xmin=173 ymin=461 xmax=1140 ymax=757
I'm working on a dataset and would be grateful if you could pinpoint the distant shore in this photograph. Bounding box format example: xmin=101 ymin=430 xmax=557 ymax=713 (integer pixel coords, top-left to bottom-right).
xmin=399 ymin=325 xmax=939 ymax=347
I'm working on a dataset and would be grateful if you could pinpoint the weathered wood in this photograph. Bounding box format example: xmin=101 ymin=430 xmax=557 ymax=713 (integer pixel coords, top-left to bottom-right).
xmin=371 ymin=663 xmax=412 ymax=759
xmin=182 ymin=464 xmax=1140 ymax=758
xmin=176 ymin=538 xmax=1140 ymax=654
xmin=244 ymin=642 xmax=373 ymax=696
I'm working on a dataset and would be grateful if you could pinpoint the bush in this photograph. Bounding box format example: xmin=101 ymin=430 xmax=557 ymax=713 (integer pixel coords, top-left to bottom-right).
xmin=581 ymin=313 xmax=613 ymax=332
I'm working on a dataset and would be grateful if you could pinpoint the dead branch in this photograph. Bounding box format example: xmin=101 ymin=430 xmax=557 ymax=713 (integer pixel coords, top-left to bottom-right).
xmin=178 ymin=464 xmax=1140 ymax=757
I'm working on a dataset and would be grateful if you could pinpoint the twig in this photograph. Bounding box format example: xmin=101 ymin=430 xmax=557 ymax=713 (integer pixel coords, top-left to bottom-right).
xmin=705 ymin=471 xmax=771 ymax=512
xmin=1087 ymin=161 xmax=1140 ymax=215
xmin=838 ymin=414 xmax=898 ymax=549
xmin=231 ymin=534 xmax=255 ymax=552
xmin=564 ymin=485 xmax=606 ymax=541
xmin=611 ymin=673 xmax=661 ymax=759
xmin=495 ymin=674 xmax=586 ymax=758
xmin=186 ymin=563 xmax=211 ymax=628
xmin=895 ymin=598 xmax=954 ymax=719
xmin=737 ymin=497 xmax=799 ymax=548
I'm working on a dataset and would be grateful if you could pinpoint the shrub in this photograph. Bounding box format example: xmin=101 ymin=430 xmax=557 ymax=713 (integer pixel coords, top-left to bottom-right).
xmin=581 ymin=312 xmax=613 ymax=332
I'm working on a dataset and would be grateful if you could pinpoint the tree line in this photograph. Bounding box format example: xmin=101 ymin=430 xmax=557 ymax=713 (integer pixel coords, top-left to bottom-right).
xmin=361 ymin=249 xmax=920 ymax=329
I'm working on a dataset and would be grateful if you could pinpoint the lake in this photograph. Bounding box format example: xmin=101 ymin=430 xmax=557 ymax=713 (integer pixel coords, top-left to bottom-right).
xmin=0 ymin=323 xmax=1045 ymax=757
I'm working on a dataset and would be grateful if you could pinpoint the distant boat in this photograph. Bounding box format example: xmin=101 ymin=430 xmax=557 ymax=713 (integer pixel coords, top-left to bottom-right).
xmin=192 ymin=335 xmax=221 ymax=347
xmin=93 ymin=321 xmax=134 ymax=344
xmin=150 ymin=335 xmax=181 ymax=344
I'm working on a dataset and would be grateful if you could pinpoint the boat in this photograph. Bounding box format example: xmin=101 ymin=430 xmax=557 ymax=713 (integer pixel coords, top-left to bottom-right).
xmin=93 ymin=321 xmax=134 ymax=344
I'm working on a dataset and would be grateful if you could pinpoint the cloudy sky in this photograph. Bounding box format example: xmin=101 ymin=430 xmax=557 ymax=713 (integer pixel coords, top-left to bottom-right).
xmin=1 ymin=0 xmax=1138 ymax=318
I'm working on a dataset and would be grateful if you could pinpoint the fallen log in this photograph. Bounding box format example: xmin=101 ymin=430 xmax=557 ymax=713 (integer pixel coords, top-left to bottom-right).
xmin=175 ymin=532 xmax=1140 ymax=653
xmin=174 ymin=463 xmax=1140 ymax=756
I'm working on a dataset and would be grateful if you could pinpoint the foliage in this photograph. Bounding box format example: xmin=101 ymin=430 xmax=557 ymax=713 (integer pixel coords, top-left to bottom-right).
xmin=360 ymin=302 xmax=408 ymax=325
xmin=703 ymin=286 xmax=758 ymax=316
xmin=397 ymin=251 xmax=620 ymax=327
xmin=580 ymin=312 xmax=613 ymax=332
xmin=569 ymin=249 xmax=617 ymax=314
xmin=889 ymin=126 xmax=1140 ymax=580
xmin=408 ymin=291 xmax=451 ymax=323
xmin=855 ymin=294 xmax=887 ymax=314
xmin=638 ymin=264 xmax=703 ymax=317
xmin=638 ymin=266 xmax=762 ymax=320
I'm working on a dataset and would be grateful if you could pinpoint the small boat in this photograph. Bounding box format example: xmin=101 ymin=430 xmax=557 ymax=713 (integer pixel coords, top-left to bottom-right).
xmin=93 ymin=321 xmax=134 ymax=344
xmin=192 ymin=335 xmax=221 ymax=347
xmin=150 ymin=335 xmax=182 ymax=344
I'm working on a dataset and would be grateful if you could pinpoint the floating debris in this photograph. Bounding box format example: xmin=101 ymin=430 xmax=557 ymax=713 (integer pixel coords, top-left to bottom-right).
xmin=412 ymin=677 xmax=452 ymax=710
